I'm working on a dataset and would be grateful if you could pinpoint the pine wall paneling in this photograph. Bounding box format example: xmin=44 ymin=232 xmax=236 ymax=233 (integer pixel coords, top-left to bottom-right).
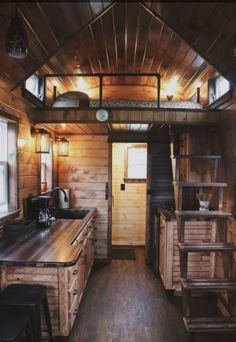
xmin=57 ymin=135 xmax=109 ymax=260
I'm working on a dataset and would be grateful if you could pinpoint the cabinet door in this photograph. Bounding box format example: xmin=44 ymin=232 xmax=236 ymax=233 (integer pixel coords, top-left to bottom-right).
xmin=87 ymin=230 xmax=95 ymax=275
xmin=159 ymin=217 xmax=174 ymax=290
xmin=77 ymin=252 xmax=85 ymax=303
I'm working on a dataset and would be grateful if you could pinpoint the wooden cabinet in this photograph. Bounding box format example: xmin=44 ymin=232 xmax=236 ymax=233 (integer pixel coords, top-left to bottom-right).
xmin=0 ymin=213 xmax=97 ymax=337
xmin=159 ymin=214 xmax=216 ymax=291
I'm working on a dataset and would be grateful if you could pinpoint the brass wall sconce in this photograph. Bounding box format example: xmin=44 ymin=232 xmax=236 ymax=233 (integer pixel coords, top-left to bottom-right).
xmin=56 ymin=137 xmax=69 ymax=156
xmin=31 ymin=127 xmax=50 ymax=153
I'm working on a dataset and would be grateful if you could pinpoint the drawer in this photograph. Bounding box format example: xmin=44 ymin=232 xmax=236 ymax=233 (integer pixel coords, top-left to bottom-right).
xmin=72 ymin=230 xmax=84 ymax=247
xmin=67 ymin=264 xmax=78 ymax=289
xmin=68 ymin=293 xmax=79 ymax=330
xmin=87 ymin=218 xmax=95 ymax=230
xmin=68 ymin=276 xmax=79 ymax=309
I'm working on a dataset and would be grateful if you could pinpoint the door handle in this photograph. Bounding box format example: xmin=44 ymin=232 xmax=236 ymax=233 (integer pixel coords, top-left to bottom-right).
xmin=105 ymin=182 xmax=108 ymax=200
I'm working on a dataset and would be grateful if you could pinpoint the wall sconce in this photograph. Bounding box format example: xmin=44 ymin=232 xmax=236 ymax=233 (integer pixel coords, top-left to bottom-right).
xmin=31 ymin=127 xmax=50 ymax=153
xmin=56 ymin=137 xmax=69 ymax=156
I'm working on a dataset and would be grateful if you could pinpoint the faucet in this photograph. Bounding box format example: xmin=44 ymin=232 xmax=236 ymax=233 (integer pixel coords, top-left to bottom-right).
xmin=49 ymin=187 xmax=68 ymax=202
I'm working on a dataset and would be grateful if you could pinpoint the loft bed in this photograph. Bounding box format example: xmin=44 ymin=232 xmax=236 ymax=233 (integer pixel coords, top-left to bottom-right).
xmin=52 ymin=98 xmax=203 ymax=110
xmin=22 ymin=72 xmax=204 ymax=110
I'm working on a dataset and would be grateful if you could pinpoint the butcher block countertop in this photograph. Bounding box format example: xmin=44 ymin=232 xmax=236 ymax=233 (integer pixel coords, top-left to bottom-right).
xmin=0 ymin=208 xmax=96 ymax=267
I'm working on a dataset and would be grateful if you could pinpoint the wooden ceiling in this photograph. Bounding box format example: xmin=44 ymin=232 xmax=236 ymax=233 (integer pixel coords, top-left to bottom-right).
xmin=2 ymin=2 xmax=234 ymax=104
xmin=146 ymin=2 xmax=236 ymax=86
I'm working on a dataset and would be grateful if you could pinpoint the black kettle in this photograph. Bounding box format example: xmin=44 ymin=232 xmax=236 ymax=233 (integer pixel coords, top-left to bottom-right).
xmin=38 ymin=208 xmax=52 ymax=227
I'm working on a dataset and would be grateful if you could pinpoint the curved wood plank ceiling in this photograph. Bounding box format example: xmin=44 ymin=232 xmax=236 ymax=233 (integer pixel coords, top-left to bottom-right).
xmin=0 ymin=2 xmax=235 ymax=103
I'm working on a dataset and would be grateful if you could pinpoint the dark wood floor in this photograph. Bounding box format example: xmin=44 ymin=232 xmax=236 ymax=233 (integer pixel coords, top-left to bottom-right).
xmin=63 ymin=247 xmax=234 ymax=342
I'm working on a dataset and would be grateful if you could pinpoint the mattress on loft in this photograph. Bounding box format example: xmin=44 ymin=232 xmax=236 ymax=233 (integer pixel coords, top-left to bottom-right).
xmin=89 ymin=100 xmax=203 ymax=109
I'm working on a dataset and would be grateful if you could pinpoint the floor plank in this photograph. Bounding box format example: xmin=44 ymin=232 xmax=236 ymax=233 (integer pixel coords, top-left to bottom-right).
xmin=57 ymin=247 xmax=235 ymax=342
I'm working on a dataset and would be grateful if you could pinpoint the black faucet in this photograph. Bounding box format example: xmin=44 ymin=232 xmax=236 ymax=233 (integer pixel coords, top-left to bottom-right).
xmin=48 ymin=187 xmax=68 ymax=202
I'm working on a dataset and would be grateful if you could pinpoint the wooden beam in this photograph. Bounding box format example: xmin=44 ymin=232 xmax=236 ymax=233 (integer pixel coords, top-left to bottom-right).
xmin=30 ymin=108 xmax=220 ymax=125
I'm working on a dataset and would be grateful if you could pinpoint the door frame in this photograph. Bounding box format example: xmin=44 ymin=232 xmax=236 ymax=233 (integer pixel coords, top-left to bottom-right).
xmin=107 ymin=140 xmax=151 ymax=263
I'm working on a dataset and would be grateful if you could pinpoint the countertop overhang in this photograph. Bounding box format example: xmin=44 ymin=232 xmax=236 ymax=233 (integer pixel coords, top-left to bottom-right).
xmin=0 ymin=208 xmax=97 ymax=267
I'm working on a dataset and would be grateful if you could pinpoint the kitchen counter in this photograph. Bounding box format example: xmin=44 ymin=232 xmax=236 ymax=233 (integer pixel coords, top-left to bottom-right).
xmin=0 ymin=208 xmax=96 ymax=267
xmin=0 ymin=207 xmax=97 ymax=336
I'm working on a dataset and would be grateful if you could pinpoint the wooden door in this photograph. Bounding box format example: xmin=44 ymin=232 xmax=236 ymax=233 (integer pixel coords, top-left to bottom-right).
xmin=111 ymin=143 xmax=147 ymax=246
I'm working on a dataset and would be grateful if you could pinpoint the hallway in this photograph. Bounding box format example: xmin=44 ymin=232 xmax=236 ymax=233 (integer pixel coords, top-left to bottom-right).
xmin=68 ymin=248 xmax=233 ymax=342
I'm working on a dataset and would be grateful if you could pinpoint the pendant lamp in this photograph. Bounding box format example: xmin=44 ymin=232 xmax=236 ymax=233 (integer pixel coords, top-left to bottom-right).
xmin=6 ymin=6 xmax=28 ymax=59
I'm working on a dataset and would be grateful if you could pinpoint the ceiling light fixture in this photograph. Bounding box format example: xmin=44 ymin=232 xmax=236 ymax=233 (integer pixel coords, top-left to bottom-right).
xmin=6 ymin=5 xmax=28 ymax=59
xmin=96 ymin=108 xmax=109 ymax=122
xmin=31 ymin=127 xmax=50 ymax=153
xmin=166 ymin=76 xmax=178 ymax=101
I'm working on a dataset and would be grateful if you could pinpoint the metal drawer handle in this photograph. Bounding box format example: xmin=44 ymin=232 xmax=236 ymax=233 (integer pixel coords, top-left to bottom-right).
xmin=73 ymin=269 xmax=78 ymax=275
xmin=73 ymin=289 xmax=78 ymax=295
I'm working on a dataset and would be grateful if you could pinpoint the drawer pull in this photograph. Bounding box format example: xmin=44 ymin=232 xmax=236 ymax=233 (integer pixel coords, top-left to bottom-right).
xmin=72 ymin=269 xmax=78 ymax=275
xmin=82 ymin=255 xmax=87 ymax=264
xmin=73 ymin=309 xmax=78 ymax=316
xmin=73 ymin=289 xmax=78 ymax=295
xmin=89 ymin=237 xmax=97 ymax=244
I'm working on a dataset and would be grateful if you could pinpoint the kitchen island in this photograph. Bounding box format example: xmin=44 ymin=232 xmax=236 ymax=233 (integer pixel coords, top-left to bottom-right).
xmin=0 ymin=208 xmax=97 ymax=337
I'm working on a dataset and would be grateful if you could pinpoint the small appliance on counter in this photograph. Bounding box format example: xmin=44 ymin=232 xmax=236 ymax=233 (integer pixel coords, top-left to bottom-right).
xmin=26 ymin=194 xmax=53 ymax=228
xmin=38 ymin=208 xmax=53 ymax=228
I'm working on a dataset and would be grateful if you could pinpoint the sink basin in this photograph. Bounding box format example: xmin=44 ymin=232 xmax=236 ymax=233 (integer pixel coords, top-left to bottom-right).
xmin=54 ymin=208 xmax=89 ymax=220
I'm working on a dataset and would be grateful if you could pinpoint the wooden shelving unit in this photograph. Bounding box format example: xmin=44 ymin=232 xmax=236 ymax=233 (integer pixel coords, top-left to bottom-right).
xmin=173 ymin=154 xmax=236 ymax=340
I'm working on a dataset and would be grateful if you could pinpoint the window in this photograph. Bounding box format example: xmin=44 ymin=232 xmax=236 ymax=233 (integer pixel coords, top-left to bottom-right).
xmin=25 ymin=73 xmax=44 ymax=101
xmin=40 ymin=142 xmax=53 ymax=193
xmin=0 ymin=115 xmax=18 ymax=217
xmin=215 ymin=76 xmax=230 ymax=99
xmin=22 ymin=72 xmax=44 ymax=107
xmin=125 ymin=146 xmax=147 ymax=182
xmin=208 ymin=75 xmax=231 ymax=105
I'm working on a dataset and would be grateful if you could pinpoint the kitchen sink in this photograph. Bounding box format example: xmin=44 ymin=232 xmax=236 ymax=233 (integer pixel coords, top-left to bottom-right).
xmin=54 ymin=208 xmax=89 ymax=219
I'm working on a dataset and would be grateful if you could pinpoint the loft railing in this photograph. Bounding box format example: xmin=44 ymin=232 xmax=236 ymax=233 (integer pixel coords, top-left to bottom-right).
xmin=22 ymin=72 xmax=161 ymax=109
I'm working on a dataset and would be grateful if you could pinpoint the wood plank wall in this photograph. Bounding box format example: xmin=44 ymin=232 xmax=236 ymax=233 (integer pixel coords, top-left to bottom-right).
xmin=0 ymin=87 xmax=40 ymax=220
xmin=57 ymin=135 xmax=109 ymax=260
xmin=112 ymin=143 xmax=146 ymax=245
